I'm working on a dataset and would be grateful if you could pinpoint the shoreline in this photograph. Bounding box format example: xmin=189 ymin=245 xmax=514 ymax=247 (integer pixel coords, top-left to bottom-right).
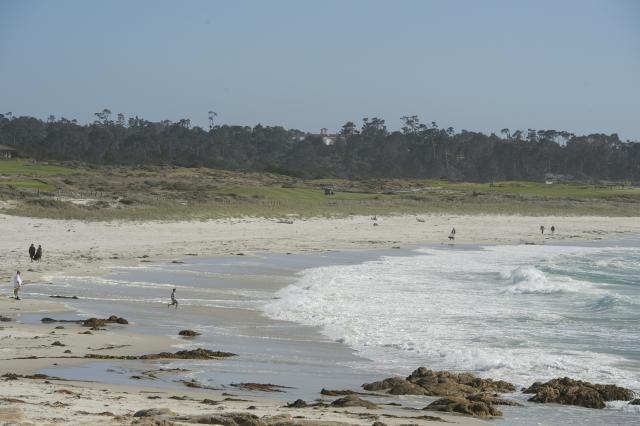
xmin=2 ymin=213 xmax=639 ymax=286
xmin=1 ymin=213 xmax=639 ymax=425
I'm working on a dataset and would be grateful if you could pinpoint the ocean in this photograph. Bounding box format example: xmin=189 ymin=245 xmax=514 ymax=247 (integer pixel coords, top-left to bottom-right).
xmin=22 ymin=241 xmax=640 ymax=425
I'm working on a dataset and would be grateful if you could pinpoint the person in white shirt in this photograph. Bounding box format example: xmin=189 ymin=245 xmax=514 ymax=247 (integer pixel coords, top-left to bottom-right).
xmin=12 ymin=271 xmax=22 ymax=300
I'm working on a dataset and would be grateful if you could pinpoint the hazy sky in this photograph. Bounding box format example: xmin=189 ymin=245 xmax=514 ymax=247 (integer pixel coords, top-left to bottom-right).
xmin=1 ymin=0 xmax=639 ymax=139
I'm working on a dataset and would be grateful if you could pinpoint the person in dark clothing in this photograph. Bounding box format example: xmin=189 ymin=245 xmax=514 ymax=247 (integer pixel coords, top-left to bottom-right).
xmin=33 ymin=245 xmax=43 ymax=262
xmin=28 ymin=244 xmax=36 ymax=261
xmin=168 ymin=288 xmax=178 ymax=308
xmin=551 ymin=225 xmax=555 ymax=235
xmin=540 ymin=225 xmax=545 ymax=235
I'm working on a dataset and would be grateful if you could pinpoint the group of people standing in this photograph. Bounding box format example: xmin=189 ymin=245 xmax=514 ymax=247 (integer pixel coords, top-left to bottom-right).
xmin=28 ymin=243 xmax=43 ymax=262
xmin=8 ymin=244 xmax=44 ymax=301
xmin=540 ymin=225 xmax=556 ymax=235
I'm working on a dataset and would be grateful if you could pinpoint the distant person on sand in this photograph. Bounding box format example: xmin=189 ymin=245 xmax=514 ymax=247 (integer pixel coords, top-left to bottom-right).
xmin=551 ymin=225 xmax=555 ymax=235
xmin=28 ymin=243 xmax=36 ymax=261
xmin=168 ymin=288 xmax=178 ymax=308
xmin=12 ymin=271 xmax=22 ymax=300
xmin=448 ymin=227 xmax=456 ymax=241
xmin=33 ymin=245 xmax=42 ymax=262
xmin=540 ymin=225 xmax=545 ymax=235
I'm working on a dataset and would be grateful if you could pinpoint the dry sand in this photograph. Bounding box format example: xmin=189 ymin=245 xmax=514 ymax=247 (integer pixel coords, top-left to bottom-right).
xmin=1 ymin=213 xmax=638 ymax=425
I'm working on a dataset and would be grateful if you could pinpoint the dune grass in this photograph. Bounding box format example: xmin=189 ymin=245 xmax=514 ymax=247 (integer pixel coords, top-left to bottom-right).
xmin=0 ymin=160 xmax=638 ymax=220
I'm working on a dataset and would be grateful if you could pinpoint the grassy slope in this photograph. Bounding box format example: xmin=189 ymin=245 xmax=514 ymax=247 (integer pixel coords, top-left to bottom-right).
xmin=0 ymin=159 xmax=639 ymax=220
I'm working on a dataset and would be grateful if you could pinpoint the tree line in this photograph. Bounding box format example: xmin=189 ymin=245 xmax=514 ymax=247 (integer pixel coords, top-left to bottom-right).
xmin=1 ymin=110 xmax=639 ymax=182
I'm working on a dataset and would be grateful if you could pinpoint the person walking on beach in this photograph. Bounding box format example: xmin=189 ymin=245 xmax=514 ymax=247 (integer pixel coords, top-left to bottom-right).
xmin=540 ymin=225 xmax=545 ymax=235
xmin=28 ymin=243 xmax=36 ymax=261
xmin=12 ymin=271 xmax=22 ymax=300
xmin=168 ymin=288 xmax=178 ymax=308
xmin=33 ymin=245 xmax=42 ymax=262
xmin=551 ymin=225 xmax=555 ymax=235
xmin=448 ymin=227 xmax=456 ymax=241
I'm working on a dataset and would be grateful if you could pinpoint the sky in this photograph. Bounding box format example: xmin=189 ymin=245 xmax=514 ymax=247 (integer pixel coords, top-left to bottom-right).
xmin=1 ymin=0 xmax=639 ymax=139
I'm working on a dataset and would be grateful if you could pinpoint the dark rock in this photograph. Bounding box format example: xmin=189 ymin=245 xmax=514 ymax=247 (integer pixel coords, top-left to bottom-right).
xmin=362 ymin=377 xmax=408 ymax=392
xmin=388 ymin=381 xmax=429 ymax=396
xmin=51 ymin=341 xmax=65 ymax=347
xmin=320 ymin=389 xmax=360 ymax=396
xmin=85 ymin=348 xmax=236 ymax=360
xmin=629 ymin=399 xmax=640 ymax=405
xmin=140 ymin=348 xmax=235 ymax=360
xmin=425 ymin=396 xmax=502 ymax=417
xmin=41 ymin=318 xmax=56 ymax=323
xmin=83 ymin=318 xmax=105 ymax=327
xmin=133 ymin=408 xmax=176 ymax=417
xmin=49 ymin=295 xmax=79 ymax=299
xmin=287 ymin=399 xmax=308 ymax=408
xmin=64 ymin=350 xmax=71 ymax=354
xmin=372 ymin=423 xmax=388 ymax=426
xmin=331 ymin=395 xmax=378 ymax=409
xmin=407 ymin=368 xmax=515 ymax=395
xmin=523 ymin=377 xmax=635 ymax=409
xmin=178 ymin=329 xmax=201 ymax=337
xmin=467 ymin=393 xmax=523 ymax=407
xmin=55 ymin=326 xmax=64 ymax=329
xmin=0 ymin=315 xmax=12 ymax=322
xmin=231 ymin=383 xmax=291 ymax=392
xmin=181 ymin=412 xmax=265 ymax=426
xmin=365 ymin=369 xmax=515 ymax=397
xmin=83 ymin=316 xmax=128 ymax=327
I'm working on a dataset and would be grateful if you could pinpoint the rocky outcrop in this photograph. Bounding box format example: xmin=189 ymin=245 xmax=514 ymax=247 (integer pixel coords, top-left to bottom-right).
xmin=133 ymin=408 xmax=176 ymax=417
xmin=523 ymin=377 xmax=635 ymax=409
xmin=85 ymin=348 xmax=236 ymax=360
xmin=425 ymin=396 xmax=502 ymax=417
xmin=287 ymin=399 xmax=308 ymax=408
xmin=177 ymin=412 xmax=264 ymax=426
xmin=466 ymin=393 xmax=523 ymax=406
xmin=231 ymin=383 xmax=291 ymax=392
xmin=178 ymin=329 xmax=201 ymax=337
xmin=40 ymin=315 xmax=128 ymax=327
xmin=362 ymin=368 xmax=515 ymax=397
xmin=408 ymin=368 xmax=515 ymax=394
xmin=362 ymin=377 xmax=407 ymax=392
xmin=330 ymin=396 xmax=378 ymax=409
xmin=388 ymin=381 xmax=429 ymax=396
xmin=320 ymin=389 xmax=360 ymax=396
xmin=83 ymin=316 xmax=128 ymax=327
xmin=629 ymin=399 xmax=640 ymax=405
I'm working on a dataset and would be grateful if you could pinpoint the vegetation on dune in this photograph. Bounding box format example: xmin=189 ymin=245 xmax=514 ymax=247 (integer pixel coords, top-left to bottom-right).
xmin=0 ymin=159 xmax=639 ymax=220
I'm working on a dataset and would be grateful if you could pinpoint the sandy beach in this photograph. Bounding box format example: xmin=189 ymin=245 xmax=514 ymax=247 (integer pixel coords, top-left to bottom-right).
xmin=1 ymin=213 xmax=639 ymax=425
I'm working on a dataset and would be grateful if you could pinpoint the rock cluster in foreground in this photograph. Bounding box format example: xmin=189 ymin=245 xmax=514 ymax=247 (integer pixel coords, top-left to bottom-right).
xmin=363 ymin=367 xmax=515 ymax=397
xmin=363 ymin=367 xmax=517 ymax=417
xmin=523 ymin=377 xmax=636 ymax=409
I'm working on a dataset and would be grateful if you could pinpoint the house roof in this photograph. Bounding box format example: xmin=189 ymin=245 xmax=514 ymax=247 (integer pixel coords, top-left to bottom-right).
xmin=0 ymin=144 xmax=16 ymax=151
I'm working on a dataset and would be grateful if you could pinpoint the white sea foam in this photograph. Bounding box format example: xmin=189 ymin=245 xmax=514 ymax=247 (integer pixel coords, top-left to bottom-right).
xmin=262 ymin=244 xmax=640 ymax=393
